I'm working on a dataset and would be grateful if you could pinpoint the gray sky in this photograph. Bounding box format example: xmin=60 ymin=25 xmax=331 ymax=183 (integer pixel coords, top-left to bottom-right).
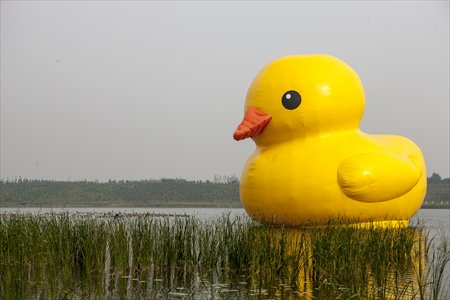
xmin=1 ymin=1 xmax=449 ymax=181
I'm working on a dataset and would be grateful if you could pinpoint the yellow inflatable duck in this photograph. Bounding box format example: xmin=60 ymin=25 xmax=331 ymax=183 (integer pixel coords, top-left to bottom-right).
xmin=233 ymin=54 xmax=426 ymax=226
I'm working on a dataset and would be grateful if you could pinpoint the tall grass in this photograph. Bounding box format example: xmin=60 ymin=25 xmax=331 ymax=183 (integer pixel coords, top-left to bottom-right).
xmin=0 ymin=213 xmax=448 ymax=299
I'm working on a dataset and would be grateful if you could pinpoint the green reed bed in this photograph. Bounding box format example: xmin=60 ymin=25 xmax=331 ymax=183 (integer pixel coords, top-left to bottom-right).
xmin=0 ymin=213 xmax=448 ymax=299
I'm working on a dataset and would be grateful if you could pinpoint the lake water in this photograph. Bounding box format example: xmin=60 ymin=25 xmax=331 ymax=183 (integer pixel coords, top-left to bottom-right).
xmin=1 ymin=207 xmax=448 ymax=230
xmin=1 ymin=207 xmax=448 ymax=243
xmin=1 ymin=207 xmax=449 ymax=298
xmin=3 ymin=207 xmax=448 ymax=252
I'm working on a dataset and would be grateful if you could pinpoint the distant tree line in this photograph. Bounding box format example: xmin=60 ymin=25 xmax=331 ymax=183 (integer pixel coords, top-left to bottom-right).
xmin=423 ymin=173 xmax=450 ymax=208
xmin=427 ymin=172 xmax=449 ymax=184
xmin=0 ymin=178 xmax=240 ymax=207
xmin=0 ymin=174 xmax=448 ymax=208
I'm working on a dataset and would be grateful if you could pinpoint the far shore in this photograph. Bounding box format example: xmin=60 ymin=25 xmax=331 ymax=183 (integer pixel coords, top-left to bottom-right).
xmin=0 ymin=204 xmax=448 ymax=209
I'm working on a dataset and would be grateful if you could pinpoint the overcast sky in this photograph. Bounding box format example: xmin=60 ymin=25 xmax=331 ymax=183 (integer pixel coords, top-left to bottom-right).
xmin=1 ymin=1 xmax=448 ymax=181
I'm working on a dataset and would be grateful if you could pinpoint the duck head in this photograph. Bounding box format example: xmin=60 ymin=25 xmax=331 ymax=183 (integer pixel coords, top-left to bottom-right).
xmin=234 ymin=54 xmax=365 ymax=146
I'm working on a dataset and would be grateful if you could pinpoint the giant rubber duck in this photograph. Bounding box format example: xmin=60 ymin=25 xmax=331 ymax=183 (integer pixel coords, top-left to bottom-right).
xmin=233 ymin=54 xmax=426 ymax=226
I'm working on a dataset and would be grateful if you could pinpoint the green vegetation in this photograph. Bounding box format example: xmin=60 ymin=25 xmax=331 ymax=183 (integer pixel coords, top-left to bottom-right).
xmin=0 ymin=213 xmax=448 ymax=299
xmin=0 ymin=178 xmax=240 ymax=207
xmin=423 ymin=173 xmax=450 ymax=208
xmin=1 ymin=174 xmax=449 ymax=208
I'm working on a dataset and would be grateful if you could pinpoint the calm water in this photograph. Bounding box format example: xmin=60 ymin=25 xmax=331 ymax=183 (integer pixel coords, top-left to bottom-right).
xmin=1 ymin=207 xmax=449 ymax=298
xmin=1 ymin=207 xmax=448 ymax=243
xmin=1 ymin=207 xmax=448 ymax=229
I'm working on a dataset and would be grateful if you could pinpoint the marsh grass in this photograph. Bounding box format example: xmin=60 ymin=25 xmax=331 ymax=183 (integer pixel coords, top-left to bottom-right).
xmin=0 ymin=213 xmax=449 ymax=299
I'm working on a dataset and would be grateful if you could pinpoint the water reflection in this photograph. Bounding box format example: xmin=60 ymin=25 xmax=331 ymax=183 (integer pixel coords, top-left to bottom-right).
xmin=0 ymin=213 xmax=448 ymax=299
xmin=100 ymin=223 xmax=430 ymax=299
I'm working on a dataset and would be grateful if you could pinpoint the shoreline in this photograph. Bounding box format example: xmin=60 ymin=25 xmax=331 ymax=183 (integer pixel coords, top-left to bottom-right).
xmin=1 ymin=205 xmax=449 ymax=209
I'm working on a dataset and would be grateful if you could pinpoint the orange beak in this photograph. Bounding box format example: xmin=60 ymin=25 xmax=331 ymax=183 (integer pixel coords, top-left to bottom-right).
xmin=233 ymin=106 xmax=272 ymax=141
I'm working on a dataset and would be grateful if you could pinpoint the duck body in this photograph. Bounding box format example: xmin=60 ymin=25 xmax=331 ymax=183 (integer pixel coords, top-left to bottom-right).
xmin=241 ymin=130 xmax=426 ymax=225
xmin=234 ymin=54 xmax=426 ymax=226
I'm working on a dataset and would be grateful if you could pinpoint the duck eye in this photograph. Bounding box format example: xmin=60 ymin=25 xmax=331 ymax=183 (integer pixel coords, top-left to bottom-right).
xmin=282 ymin=90 xmax=301 ymax=110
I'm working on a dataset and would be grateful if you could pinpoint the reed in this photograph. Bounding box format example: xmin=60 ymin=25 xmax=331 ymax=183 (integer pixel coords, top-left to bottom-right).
xmin=0 ymin=212 xmax=448 ymax=299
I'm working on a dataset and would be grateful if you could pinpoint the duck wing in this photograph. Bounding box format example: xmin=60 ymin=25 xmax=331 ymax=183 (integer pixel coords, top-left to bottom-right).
xmin=337 ymin=152 xmax=422 ymax=203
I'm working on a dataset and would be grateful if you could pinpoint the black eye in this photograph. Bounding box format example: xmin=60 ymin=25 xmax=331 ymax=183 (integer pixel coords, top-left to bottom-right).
xmin=282 ymin=90 xmax=301 ymax=110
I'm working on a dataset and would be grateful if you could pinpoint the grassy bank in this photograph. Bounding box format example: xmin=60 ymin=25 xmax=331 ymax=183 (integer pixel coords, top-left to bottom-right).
xmin=1 ymin=178 xmax=449 ymax=208
xmin=1 ymin=213 xmax=449 ymax=299
xmin=0 ymin=179 xmax=240 ymax=208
